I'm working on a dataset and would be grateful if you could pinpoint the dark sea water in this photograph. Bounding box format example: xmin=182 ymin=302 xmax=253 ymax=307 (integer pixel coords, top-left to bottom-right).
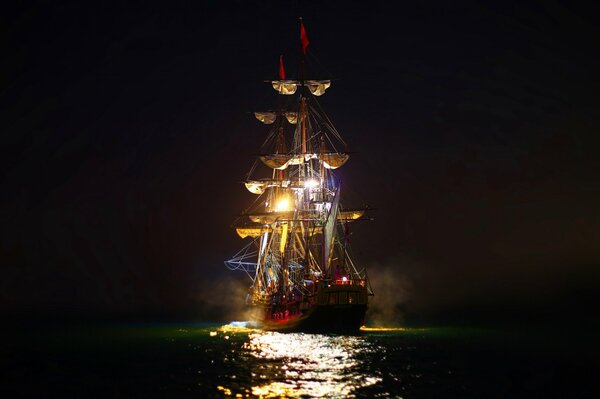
xmin=2 ymin=321 xmax=596 ymax=398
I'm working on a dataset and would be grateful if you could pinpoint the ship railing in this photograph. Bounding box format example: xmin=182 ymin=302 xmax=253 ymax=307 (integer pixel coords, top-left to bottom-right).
xmin=325 ymin=278 xmax=367 ymax=287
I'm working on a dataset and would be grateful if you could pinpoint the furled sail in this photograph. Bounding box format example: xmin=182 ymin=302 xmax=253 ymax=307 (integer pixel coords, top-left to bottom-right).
xmin=254 ymin=111 xmax=297 ymax=125
xmin=259 ymin=154 xmax=292 ymax=169
xmin=271 ymin=80 xmax=299 ymax=95
xmin=271 ymin=80 xmax=330 ymax=96
xmin=245 ymin=180 xmax=268 ymax=195
xmin=306 ymin=80 xmax=331 ymax=96
xmin=254 ymin=112 xmax=277 ymax=124
xmin=236 ymin=225 xmax=322 ymax=239
xmin=244 ymin=179 xmax=293 ymax=194
xmin=337 ymin=209 xmax=365 ymax=221
xmin=237 ymin=226 xmax=271 ymax=239
xmin=247 ymin=208 xmax=361 ymax=225
xmin=248 ymin=210 xmax=294 ymax=224
xmin=321 ymin=153 xmax=349 ymax=169
xmin=286 ymin=155 xmax=308 ymax=166
xmin=259 ymin=154 xmax=305 ymax=170
xmin=285 ymin=112 xmax=298 ymax=124
xmin=260 ymin=153 xmax=349 ymax=170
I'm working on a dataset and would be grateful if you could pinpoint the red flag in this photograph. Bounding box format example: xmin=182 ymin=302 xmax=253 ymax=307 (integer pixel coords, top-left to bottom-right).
xmin=279 ymin=55 xmax=286 ymax=80
xmin=300 ymin=19 xmax=309 ymax=55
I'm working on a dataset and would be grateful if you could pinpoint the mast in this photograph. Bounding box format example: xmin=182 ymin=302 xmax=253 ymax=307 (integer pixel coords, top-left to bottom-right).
xmin=300 ymin=98 xmax=307 ymax=155
xmin=299 ymin=17 xmax=308 ymax=156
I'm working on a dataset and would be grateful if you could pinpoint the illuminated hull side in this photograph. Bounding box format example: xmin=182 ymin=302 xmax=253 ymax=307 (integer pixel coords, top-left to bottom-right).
xmin=255 ymin=283 xmax=369 ymax=333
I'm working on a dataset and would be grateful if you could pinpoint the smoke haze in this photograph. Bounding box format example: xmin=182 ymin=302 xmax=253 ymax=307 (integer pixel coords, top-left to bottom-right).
xmin=365 ymin=259 xmax=413 ymax=327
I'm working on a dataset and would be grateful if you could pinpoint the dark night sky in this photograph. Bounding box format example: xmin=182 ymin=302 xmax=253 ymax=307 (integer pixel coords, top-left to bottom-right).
xmin=2 ymin=0 xmax=599 ymax=324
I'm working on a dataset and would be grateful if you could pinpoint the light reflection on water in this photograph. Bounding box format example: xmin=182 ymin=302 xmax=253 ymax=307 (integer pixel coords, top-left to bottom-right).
xmin=14 ymin=323 xmax=568 ymax=397
xmin=245 ymin=331 xmax=382 ymax=398
xmin=215 ymin=325 xmax=384 ymax=398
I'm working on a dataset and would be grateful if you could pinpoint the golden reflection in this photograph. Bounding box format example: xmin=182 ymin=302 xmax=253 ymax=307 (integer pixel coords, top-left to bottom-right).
xmin=216 ymin=385 xmax=233 ymax=395
xmin=242 ymin=332 xmax=382 ymax=398
xmin=360 ymin=326 xmax=408 ymax=332
xmin=360 ymin=326 xmax=428 ymax=332
xmin=218 ymin=324 xmax=261 ymax=334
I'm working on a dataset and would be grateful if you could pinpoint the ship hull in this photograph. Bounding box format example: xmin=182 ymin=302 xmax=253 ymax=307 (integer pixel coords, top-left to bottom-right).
xmin=252 ymin=283 xmax=369 ymax=334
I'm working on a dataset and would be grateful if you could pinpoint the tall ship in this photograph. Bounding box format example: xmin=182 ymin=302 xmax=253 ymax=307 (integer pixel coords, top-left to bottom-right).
xmin=225 ymin=19 xmax=373 ymax=333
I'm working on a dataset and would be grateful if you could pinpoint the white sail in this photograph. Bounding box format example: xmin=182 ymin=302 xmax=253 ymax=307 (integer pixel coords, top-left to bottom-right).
xmin=322 ymin=187 xmax=340 ymax=271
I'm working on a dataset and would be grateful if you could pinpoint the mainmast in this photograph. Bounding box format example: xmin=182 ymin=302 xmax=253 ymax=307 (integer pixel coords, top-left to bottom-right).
xmin=299 ymin=17 xmax=308 ymax=157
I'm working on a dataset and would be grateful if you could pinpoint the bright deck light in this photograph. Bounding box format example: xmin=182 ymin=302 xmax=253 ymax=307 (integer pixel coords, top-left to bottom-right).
xmin=274 ymin=197 xmax=291 ymax=212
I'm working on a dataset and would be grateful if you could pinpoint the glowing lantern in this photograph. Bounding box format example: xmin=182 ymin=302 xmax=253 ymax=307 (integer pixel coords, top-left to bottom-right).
xmin=274 ymin=197 xmax=292 ymax=212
